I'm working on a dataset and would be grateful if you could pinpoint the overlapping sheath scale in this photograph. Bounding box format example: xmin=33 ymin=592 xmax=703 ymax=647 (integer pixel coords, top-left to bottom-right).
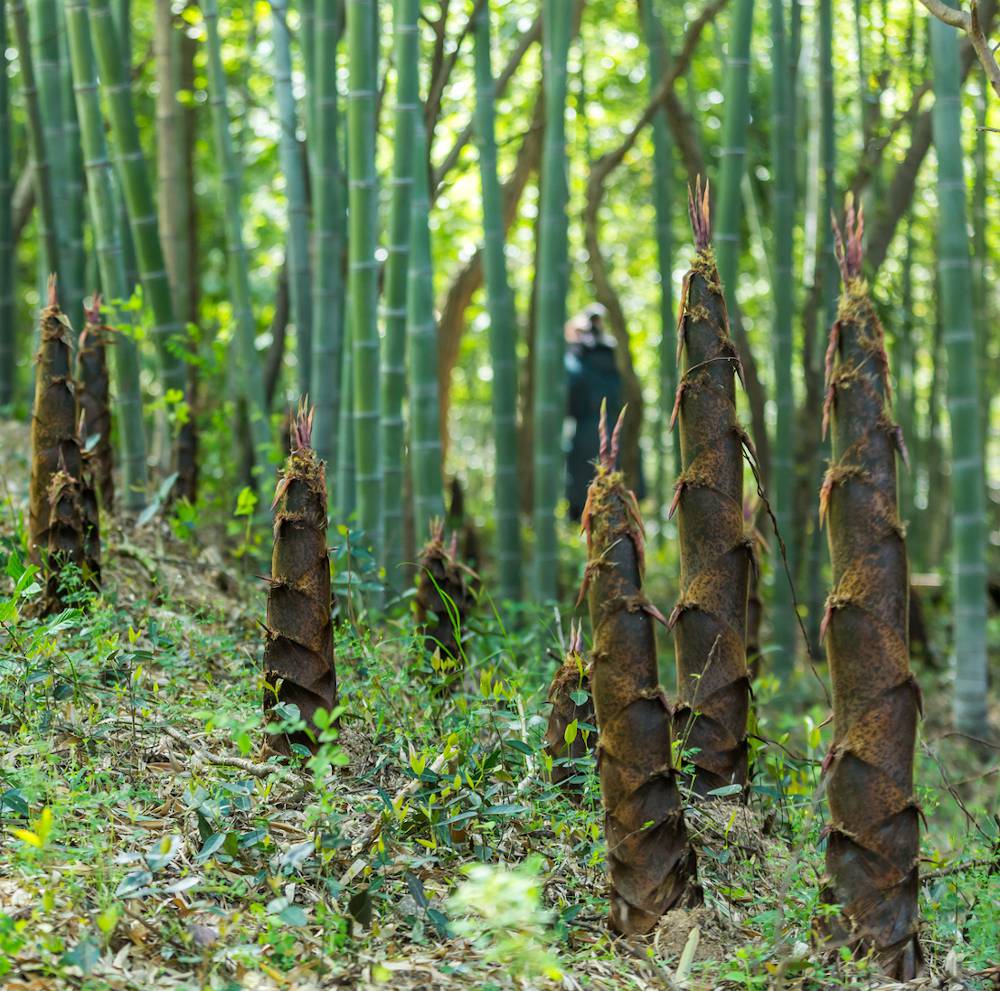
xmin=263 ymin=409 xmax=337 ymax=755
xmin=670 ymin=183 xmax=752 ymax=797
xmin=582 ymin=433 xmax=698 ymax=935
xmin=820 ymin=203 xmax=922 ymax=979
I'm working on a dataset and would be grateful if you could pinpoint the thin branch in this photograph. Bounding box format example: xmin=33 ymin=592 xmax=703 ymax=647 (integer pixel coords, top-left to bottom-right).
xmin=432 ymin=14 xmax=542 ymax=196
xmin=918 ymin=0 xmax=1000 ymax=97
xmin=589 ymin=0 xmax=729 ymax=188
xmin=425 ymin=0 xmax=487 ymax=139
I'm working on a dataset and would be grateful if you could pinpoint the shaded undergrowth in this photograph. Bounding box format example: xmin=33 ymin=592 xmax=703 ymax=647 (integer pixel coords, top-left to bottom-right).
xmin=0 ymin=504 xmax=996 ymax=990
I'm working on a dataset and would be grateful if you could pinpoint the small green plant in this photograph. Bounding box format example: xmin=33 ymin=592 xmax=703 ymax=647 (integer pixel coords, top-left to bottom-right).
xmin=447 ymin=857 xmax=563 ymax=982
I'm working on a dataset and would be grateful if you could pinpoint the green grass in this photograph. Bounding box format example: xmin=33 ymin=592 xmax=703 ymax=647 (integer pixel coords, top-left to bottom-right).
xmin=0 ymin=504 xmax=996 ymax=990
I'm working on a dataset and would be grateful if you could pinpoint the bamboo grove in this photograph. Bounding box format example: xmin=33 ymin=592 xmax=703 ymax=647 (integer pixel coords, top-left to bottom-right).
xmin=0 ymin=0 xmax=996 ymax=979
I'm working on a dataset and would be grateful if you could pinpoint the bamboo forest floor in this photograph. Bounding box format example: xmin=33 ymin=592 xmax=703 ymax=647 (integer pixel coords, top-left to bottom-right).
xmin=0 ymin=420 xmax=997 ymax=991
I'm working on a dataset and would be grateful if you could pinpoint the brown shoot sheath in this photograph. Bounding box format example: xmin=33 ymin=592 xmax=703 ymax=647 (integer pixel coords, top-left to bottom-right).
xmin=542 ymin=621 xmax=596 ymax=791
xmin=582 ymin=405 xmax=699 ymax=935
xmin=415 ymin=520 xmax=475 ymax=679
xmin=820 ymin=200 xmax=922 ymax=979
xmin=77 ymin=296 xmax=115 ymax=510
xmin=669 ymin=180 xmax=752 ymax=797
xmin=44 ymin=467 xmax=86 ymax=613
xmin=29 ymin=277 xmax=82 ymax=565
xmin=263 ymin=402 xmax=337 ymax=755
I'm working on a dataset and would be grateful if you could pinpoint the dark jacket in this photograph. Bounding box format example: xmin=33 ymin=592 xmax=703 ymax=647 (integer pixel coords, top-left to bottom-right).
xmin=565 ymin=338 xmax=623 ymax=520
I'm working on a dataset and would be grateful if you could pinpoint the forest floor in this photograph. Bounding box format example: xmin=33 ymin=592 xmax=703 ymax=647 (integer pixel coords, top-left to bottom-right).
xmin=0 ymin=418 xmax=997 ymax=991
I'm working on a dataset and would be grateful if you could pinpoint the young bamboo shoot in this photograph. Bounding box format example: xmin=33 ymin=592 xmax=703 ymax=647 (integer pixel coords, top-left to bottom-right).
xmin=77 ymin=297 xmax=114 ymax=509
xmin=264 ymin=403 xmax=337 ymax=755
xmin=669 ymin=182 xmax=752 ymax=797
xmin=582 ymin=407 xmax=699 ymax=934
xmin=819 ymin=201 xmax=921 ymax=978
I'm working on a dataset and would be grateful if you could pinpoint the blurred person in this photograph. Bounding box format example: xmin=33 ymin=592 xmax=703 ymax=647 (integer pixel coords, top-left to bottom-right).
xmin=564 ymin=304 xmax=624 ymax=521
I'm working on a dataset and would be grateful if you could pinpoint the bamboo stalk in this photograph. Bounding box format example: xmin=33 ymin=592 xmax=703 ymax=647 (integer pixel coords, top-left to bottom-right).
xmin=346 ymin=0 xmax=382 ymax=557
xmin=30 ymin=0 xmax=69 ymax=300
xmin=641 ymin=0 xmax=679 ymax=510
xmin=381 ymin=0 xmax=419 ymax=589
xmin=154 ymin=0 xmax=198 ymax=502
xmin=57 ymin=1 xmax=85 ymax=332
xmin=407 ymin=110 xmax=444 ymax=543
xmin=930 ymin=10 xmax=989 ymax=735
xmin=713 ymin=0 xmax=753 ymax=304
xmin=88 ymin=0 xmax=185 ymax=396
xmin=154 ymin=0 xmax=191 ymax=334
xmin=65 ymin=0 xmax=148 ymax=510
xmin=804 ymin=0 xmax=838 ymax=656
xmin=0 ymin=2 xmax=13 ymax=407
xmin=301 ymin=0 xmax=316 ymax=160
xmin=532 ymin=0 xmax=572 ymax=601
xmin=768 ymin=0 xmax=797 ymax=673
xmin=337 ymin=321 xmax=356 ymax=520
xmin=311 ymin=0 xmax=345 ymax=476
xmin=272 ymin=0 xmax=313 ymax=399
xmin=203 ymin=0 xmax=272 ymax=479
xmin=472 ymin=0 xmax=521 ymax=601
xmin=10 ymin=0 xmax=60 ymax=276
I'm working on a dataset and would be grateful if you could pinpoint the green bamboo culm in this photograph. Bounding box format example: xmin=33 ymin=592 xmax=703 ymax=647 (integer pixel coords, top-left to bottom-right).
xmin=203 ymin=0 xmax=272 ymax=479
xmin=713 ymin=0 xmax=754 ymax=302
xmin=65 ymin=0 xmax=148 ymax=509
xmin=337 ymin=320 xmax=356 ymax=520
xmin=30 ymin=0 xmax=69 ymax=301
xmin=88 ymin=0 xmax=186 ymax=396
xmin=805 ymin=0 xmax=838 ymax=655
xmin=0 ymin=0 xmax=14 ymax=407
xmin=310 ymin=0 xmax=345 ymax=472
xmin=532 ymin=0 xmax=572 ymax=601
xmin=407 ymin=111 xmax=444 ymax=545
xmin=768 ymin=0 xmax=797 ymax=675
xmin=894 ymin=221 xmax=916 ymax=529
xmin=10 ymin=0 xmax=60 ymax=277
xmin=381 ymin=0 xmax=419 ymax=589
xmin=472 ymin=0 xmax=521 ymax=602
xmin=817 ymin=0 xmax=838 ymax=334
xmin=971 ymin=92 xmax=989 ymax=452
xmin=57 ymin=1 xmax=86 ymax=332
xmin=272 ymin=0 xmax=313 ymax=399
xmin=929 ymin=10 xmax=989 ymax=735
xmin=300 ymin=0 xmax=316 ymax=160
xmin=154 ymin=0 xmax=191 ymax=333
xmin=640 ymin=0 xmax=678 ymax=512
xmin=111 ymin=0 xmax=138 ymax=294
xmin=346 ymin=0 xmax=382 ymax=557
